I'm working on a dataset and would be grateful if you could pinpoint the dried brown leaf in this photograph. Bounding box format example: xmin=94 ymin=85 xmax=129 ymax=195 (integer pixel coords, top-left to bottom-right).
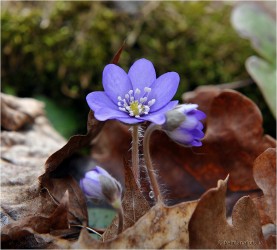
xmin=110 ymin=41 xmax=126 ymax=64
xmin=253 ymin=148 xmax=276 ymax=224
xmin=37 ymin=111 xmax=105 ymax=229
xmin=40 ymin=111 xmax=104 ymax=177
xmin=182 ymin=85 xmax=222 ymax=118
xmin=1 ymin=92 xmax=44 ymax=131
xmin=103 ymin=160 xmax=150 ymax=240
xmin=266 ymin=235 xmax=277 ymax=249
xmin=1 ymin=191 xmax=70 ymax=248
xmin=1 ymin=95 xmax=65 ymax=231
xmin=55 ymin=200 xmax=197 ymax=249
xmin=120 ymin=161 xmax=150 ymax=227
xmin=152 ymin=90 xmax=276 ymax=201
xmin=41 ymin=176 xmax=88 ymax=226
xmin=189 ymin=176 xmax=267 ymax=249
xmin=251 ymin=196 xmax=274 ymax=225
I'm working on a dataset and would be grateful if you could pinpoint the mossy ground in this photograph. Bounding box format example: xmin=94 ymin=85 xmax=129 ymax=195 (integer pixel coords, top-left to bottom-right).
xmin=1 ymin=1 xmax=275 ymax=137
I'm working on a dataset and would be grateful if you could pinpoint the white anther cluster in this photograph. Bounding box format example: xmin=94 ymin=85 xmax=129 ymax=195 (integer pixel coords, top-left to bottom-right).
xmin=117 ymin=87 xmax=156 ymax=118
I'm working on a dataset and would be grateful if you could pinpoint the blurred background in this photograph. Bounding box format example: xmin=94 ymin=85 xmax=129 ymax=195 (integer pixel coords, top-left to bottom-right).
xmin=1 ymin=1 xmax=276 ymax=138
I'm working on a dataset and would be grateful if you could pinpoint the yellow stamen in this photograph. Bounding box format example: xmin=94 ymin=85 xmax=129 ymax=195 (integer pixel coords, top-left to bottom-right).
xmin=130 ymin=101 xmax=140 ymax=116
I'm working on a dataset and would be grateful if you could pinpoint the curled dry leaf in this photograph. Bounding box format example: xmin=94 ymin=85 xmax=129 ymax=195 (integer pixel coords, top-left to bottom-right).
xmin=1 ymin=92 xmax=45 ymax=131
xmin=38 ymin=111 xmax=105 ymax=227
xmin=40 ymin=110 xmax=104 ymax=177
xmin=189 ymin=176 xmax=267 ymax=249
xmin=1 ymin=94 xmax=80 ymax=248
xmin=1 ymin=191 xmax=69 ymax=248
xmin=119 ymin=161 xmax=150 ymax=228
xmin=0 ymin=94 xmax=104 ymax=247
xmin=55 ymin=200 xmax=197 ymax=249
xmin=251 ymin=196 xmax=273 ymax=226
xmin=253 ymin=148 xmax=276 ymax=224
xmin=0 ymin=94 xmax=67 ymax=248
xmin=2 ymin=191 xmax=80 ymax=249
xmin=183 ymin=89 xmax=275 ymax=191
xmin=265 ymin=235 xmax=277 ymax=250
xmin=251 ymin=147 xmax=276 ymax=249
xmin=182 ymin=85 xmax=222 ymax=119
xmin=41 ymin=176 xmax=88 ymax=226
xmin=0 ymin=99 xmax=108 ymax=248
xmin=103 ymin=160 xmax=150 ymax=241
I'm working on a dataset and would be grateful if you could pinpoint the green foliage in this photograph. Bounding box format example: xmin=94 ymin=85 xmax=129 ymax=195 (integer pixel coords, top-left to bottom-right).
xmin=232 ymin=2 xmax=276 ymax=118
xmin=246 ymin=57 xmax=276 ymax=118
xmin=3 ymin=1 xmax=274 ymax=136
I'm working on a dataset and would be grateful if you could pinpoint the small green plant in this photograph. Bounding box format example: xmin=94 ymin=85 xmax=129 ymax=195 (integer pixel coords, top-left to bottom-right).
xmin=232 ymin=2 xmax=276 ymax=118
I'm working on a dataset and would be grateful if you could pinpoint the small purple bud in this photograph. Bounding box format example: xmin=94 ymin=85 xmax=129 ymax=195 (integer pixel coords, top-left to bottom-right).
xmin=80 ymin=166 xmax=122 ymax=207
xmin=162 ymin=104 xmax=206 ymax=147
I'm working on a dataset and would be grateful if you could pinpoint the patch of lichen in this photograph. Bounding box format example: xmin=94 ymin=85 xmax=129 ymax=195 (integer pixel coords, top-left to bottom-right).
xmin=2 ymin=1 xmax=274 ymax=137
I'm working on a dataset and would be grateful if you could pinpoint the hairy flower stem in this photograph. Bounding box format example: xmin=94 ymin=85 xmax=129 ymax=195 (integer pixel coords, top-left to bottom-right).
xmin=117 ymin=205 xmax=124 ymax=235
xmin=143 ymin=123 xmax=163 ymax=203
xmin=131 ymin=125 xmax=140 ymax=186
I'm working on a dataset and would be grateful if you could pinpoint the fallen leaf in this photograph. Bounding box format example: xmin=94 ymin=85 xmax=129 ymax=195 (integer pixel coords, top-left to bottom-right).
xmin=1 ymin=190 xmax=70 ymax=248
xmin=182 ymin=85 xmax=222 ymax=119
xmin=120 ymin=161 xmax=151 ymax=227
xmin=0 ymin=94 xmax=86 ymax=248
xmin=189 ymin=176 xmax=267 ymax=249
xmin=187 ymin=90 xmax=275 ymax=190
xmin=55 ymin=200 xmax=197 ymax=249
xmin=40 ymin=111 xmax=104 ymax=177
xmin=41 ymin=176 xmax=88 ymax=226
xmin=103 ymin=160 xmax=150 ymax=240
xmin=1 ymin=92 xmax=44 ymax=131
xmin=253 ymin=148 xmax=276 ymax=224
xmin=265 ymin=235 xmax=277 ymax=249
xmin=1 ymin=95 xmax=65 ymax=229
xmin=251 ymin=196 xmax=273 ymax=225
xmin=38 ymin=111 xmax=105 ymax=228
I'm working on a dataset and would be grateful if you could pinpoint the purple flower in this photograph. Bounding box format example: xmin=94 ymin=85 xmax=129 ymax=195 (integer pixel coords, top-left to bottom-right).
xmin=86 ymin=58 xmax=180 ymax=125
xmin=80 ymin=166 xmax=122 ymax=206
xmin=163 ymin=104 xmax=206 ymax=147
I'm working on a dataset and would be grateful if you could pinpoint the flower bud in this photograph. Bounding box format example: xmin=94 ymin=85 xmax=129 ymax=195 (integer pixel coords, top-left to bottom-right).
xmin=80 ymin=166 xmax=122 ymax=208
xmin=162 ymin=104 xmax=206 ymax=147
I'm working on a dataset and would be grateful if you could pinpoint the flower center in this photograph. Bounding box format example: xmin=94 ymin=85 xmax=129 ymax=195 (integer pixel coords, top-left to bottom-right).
xmin=117 ymin=87 xmax=156 ymax=118
xmin=130 ymin=101 xmax=140 ymax=116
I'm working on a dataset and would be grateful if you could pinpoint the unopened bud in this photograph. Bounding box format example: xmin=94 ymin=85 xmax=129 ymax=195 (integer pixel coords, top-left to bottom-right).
xmin=162 ymin=104 xmax=206 ymax=147
xmin=163 ymin=108 xmax=186 ymax=131
xmin=80 ymin=166 xmax=122 ymax=208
